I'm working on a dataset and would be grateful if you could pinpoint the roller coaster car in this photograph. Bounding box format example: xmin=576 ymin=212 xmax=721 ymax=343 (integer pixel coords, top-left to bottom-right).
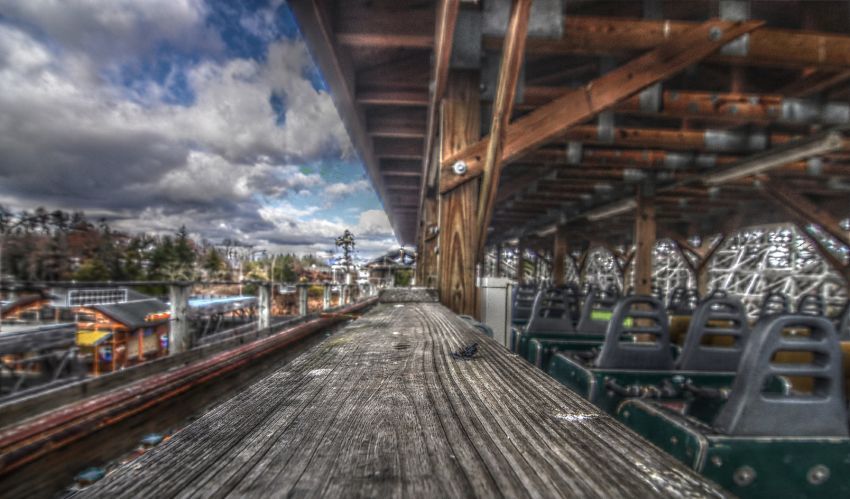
xmin=521 ymin=291 xmax=618 ymax=366
xmin=546 ymin=296 xmax=750 ymax=415
xmin=617 ymin=315 xmax=850 ymax=498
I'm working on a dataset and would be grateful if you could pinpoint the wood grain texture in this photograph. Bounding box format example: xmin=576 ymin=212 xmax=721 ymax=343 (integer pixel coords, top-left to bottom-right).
xmin=440 ymin=19 xmax=764 ymax=193
xmin=438 ymin=71 xmax=480 ymax=317
xmin=634 ymin=188 xmax=656 ymax=296
xmin=77 ymin=296 xmax=727 ymax=498
xmin=553 ymin=227 xmax=568 ymax=286
xmin=475 ymin=0 xmax=531 ymax=256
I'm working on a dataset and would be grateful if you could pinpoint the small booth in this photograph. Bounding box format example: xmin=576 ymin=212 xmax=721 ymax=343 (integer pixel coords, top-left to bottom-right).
xmin=75 ymin=299 xmax=170 ymax=375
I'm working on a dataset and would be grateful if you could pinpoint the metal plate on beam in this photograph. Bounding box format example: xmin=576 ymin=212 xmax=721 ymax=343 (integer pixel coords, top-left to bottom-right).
xmin=719 ymin=0 xmax=750 ymax=56
xmin=451 ymin=9 xmax=482 ymax=69
xmin=482 ymin=0 xmax=565 ymax=39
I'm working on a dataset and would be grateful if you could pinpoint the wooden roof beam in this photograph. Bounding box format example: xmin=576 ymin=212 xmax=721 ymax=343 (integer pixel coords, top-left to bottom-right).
xmin=440 ymin=19 xmax=763 ymax=193
xmin=357 ymin=88 xmax=429 ymax=107
xmin=339 ymin=13 xmax=850 ymax=71
xmin=493 ymin=16 xmax=850 ymax=71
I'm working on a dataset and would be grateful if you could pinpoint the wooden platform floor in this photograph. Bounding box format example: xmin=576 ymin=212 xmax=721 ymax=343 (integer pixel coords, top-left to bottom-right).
xmin=79 ymin=292 xmax=726 ymax=498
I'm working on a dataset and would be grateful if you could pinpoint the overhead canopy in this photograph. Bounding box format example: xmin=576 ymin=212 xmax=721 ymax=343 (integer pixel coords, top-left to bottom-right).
xmin=289 ymin=0 xmax=850 ymax=257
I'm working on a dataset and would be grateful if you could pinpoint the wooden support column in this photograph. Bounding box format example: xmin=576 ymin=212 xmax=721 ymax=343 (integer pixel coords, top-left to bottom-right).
xmin=438 ymin=71 xmax=480 ymax=316
xmin=553 ymin=227 xmax=568 ymax=286
xmin=476 ymin=0 xmax=532 ymax=256
xmin=695 ymin=235 xmax=726 ymax=295
xmin=419 ymin=197 xmax=440 ymax=287
xmin=634 ymin=186 xmax=656 ymax=296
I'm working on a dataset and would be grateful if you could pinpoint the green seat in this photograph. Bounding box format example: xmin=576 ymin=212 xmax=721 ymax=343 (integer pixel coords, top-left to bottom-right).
xmin=616 ymin=315 xmax=850 ymax=497
xmin=547 ymin=295 xmax=739 ymax=414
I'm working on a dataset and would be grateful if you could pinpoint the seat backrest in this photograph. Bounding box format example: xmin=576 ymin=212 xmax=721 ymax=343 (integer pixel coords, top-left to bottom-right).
xmin=512 ymin=285 xmax=537 ymax=322
xmin=595 ymin=296 xmax=673 ymax=370
xmin=651 ymin=285 xmax=665 ymax=303
xmin=676 ymin=297 xmax=749 ymax=372
xmin=525 ymin=293 xmax=576 ymax=334
xmin=702 ymin=288 xmax=728 ymax=301
xmin=760 ymin=291 xmax=790 ymax=318
xmin=667 ymin=286 xmax=700 ymax=315
xmin=838 ymin=302 xmax=850 ymax=341
xmin=576 ymin=292 xmax=618 ymax=335
xmin=796 ymin=294 xmax=824 ymax=316
xmin=714 ymin=315 xmax=848 ymax=437
xmin=561 ymin=282 xmax=582 ymax=322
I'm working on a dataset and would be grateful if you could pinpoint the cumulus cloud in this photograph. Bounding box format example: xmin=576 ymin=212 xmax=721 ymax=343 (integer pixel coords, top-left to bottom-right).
xmin=324 ymin=180 xmax=370 ymax=200
xmin=0 ymin=2 xmax=396 ymax=256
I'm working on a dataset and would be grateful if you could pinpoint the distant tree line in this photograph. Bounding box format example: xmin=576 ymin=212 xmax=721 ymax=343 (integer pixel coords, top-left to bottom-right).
xmin=0 ymin=206 xmax=327 ymax=287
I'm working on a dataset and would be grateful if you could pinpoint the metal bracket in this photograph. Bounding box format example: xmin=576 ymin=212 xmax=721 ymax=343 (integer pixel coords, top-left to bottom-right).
xmin=482 ymin=0 xmax=565 ymax=39
xmin=451 ymin=9 xmax=482 ymax=69
xmin=566 ymin=141 xmax=583 ymax=165
xmin=719 ymin=0 xmax=751 ymax=56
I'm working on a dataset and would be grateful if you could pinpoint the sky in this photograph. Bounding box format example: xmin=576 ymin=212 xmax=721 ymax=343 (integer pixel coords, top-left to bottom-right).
xmin=0 ymin=0 xmax=399 ymax=260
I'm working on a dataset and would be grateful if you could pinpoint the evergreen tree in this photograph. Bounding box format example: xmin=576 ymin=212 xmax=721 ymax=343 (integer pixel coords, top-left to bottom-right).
xmin=203 ymin=247 xmax=225 ymax=277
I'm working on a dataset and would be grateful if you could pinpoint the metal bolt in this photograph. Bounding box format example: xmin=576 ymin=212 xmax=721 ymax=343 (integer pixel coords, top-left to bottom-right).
xmin=733 ymin=465 xmax=756 ymax=487
xmin=807 ymin=465 xmax=830 ymax=485
xmin=452 ymin=160 xmax=468 ymax=176
xmin=709 ymin=27 xmax=723 ymax=41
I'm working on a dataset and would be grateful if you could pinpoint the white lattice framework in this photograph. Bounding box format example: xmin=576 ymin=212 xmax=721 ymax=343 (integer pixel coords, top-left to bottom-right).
xmin=706 ymin=225 xmax=847 ymax=318
xmin=582 ymin=247 xmax=622 ymax=292
xmin=483 ymin=224 xmax=848 ymax=319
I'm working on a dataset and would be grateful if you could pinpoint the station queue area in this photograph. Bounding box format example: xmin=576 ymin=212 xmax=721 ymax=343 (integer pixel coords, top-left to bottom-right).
xmin=3 ymin=0 xmax=850 ymax=497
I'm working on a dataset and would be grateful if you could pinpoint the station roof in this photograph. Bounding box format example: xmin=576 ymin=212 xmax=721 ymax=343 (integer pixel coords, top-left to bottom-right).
xmin=289 ymin=0 xmax=850 ymax=253
xmin=91 ymin=299 xmax=170 ymax=330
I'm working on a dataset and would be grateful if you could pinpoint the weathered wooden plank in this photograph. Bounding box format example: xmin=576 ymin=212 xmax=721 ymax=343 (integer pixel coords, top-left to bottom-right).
xmin=79 ymin=296 xmax=726 ymax=498
xmin=440 ymin=19 xmax=764 ymax=193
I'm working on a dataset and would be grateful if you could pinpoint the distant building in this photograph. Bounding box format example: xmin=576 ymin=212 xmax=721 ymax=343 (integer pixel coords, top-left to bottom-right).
xmin=367 ymin=248 xmax=416 ymax=288
xmin=75 ymin=298 xmax=170 ymax=375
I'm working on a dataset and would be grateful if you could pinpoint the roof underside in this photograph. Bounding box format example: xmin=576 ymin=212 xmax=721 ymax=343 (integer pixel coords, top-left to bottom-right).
xmin=291 ymin=0 xmax=850 ymax=248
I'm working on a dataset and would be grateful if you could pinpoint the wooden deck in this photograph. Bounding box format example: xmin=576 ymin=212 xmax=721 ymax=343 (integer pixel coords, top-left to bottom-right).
xmin=78 ymin=290 xmax=725 ymax=498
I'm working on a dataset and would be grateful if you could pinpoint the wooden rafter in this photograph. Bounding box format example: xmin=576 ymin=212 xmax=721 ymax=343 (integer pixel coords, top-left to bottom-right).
xmin=794 ymin=224 xmax=850 ymax=286
xmin=476 ymin=0 xmax=532 ymax=256
xmin=761 ymin=179 xmax=850 ymax=249
xmin=440 ymin=19 xmax=764 ymax=193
